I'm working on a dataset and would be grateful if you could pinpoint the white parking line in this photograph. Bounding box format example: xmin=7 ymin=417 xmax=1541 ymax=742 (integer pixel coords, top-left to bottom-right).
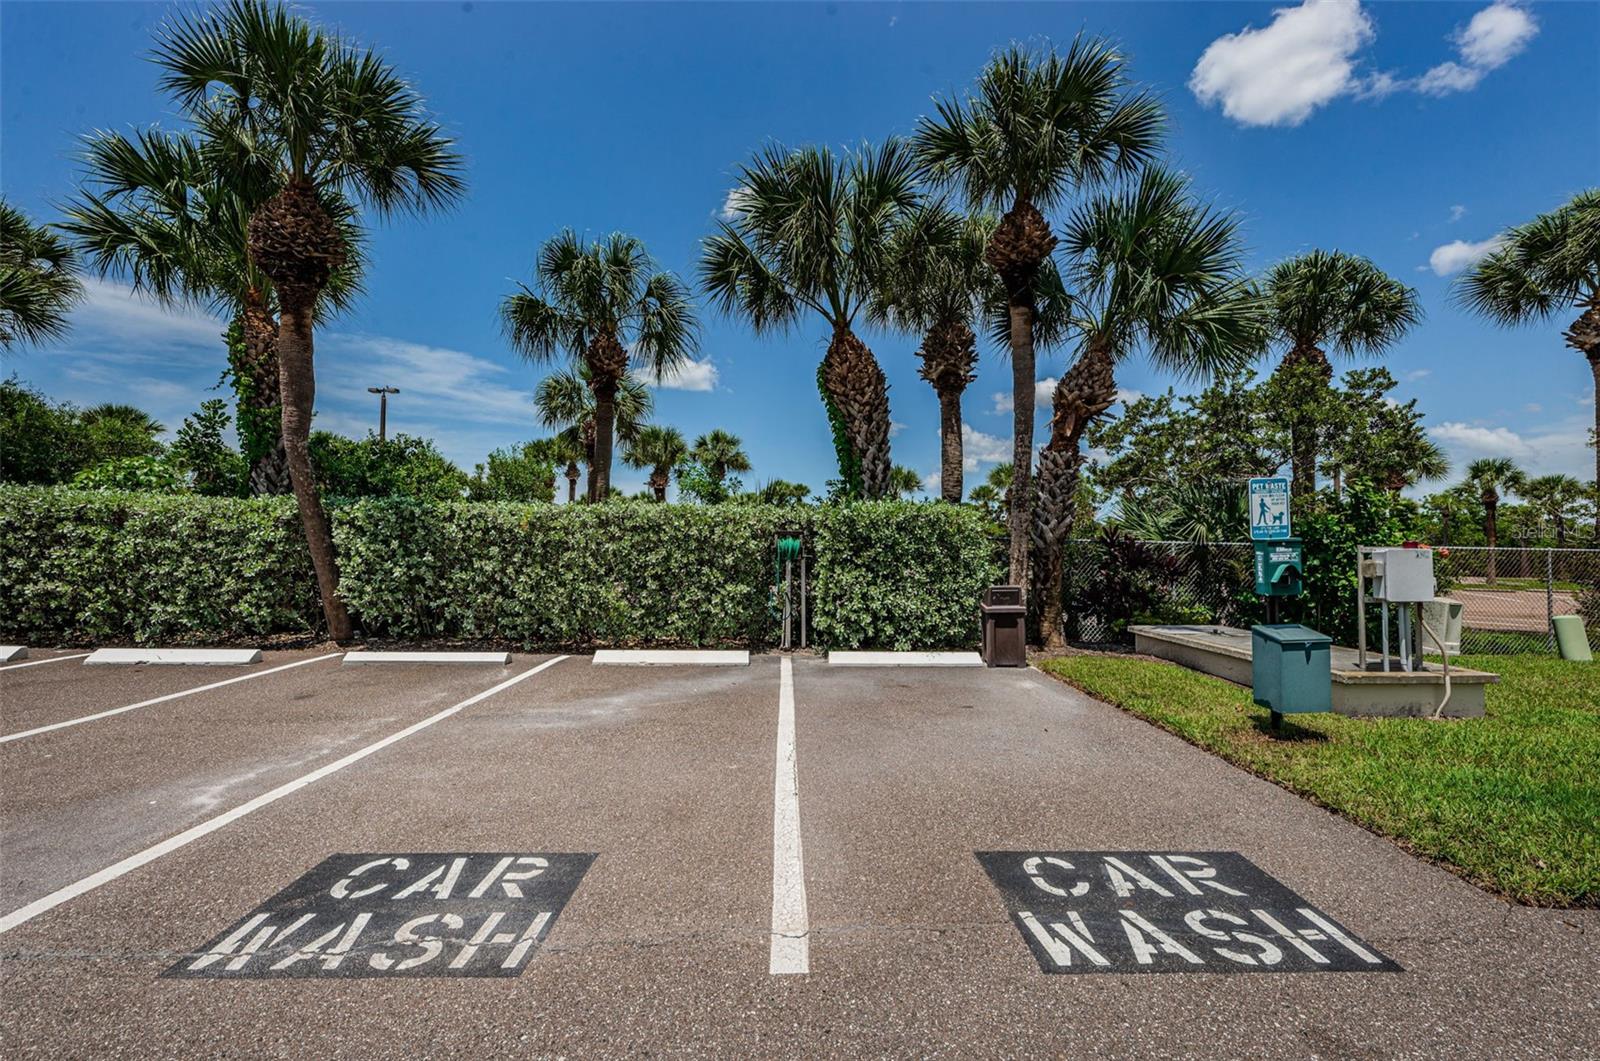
xmin=0 ymin=652 xmax=91 ymax=673
xmin=769 ymin=655 xmax=810 ymax=974
xmin=0 ymin=653 xmax=343 ymax=744
xmin=0 ymin=655 xmax=570 ymax=936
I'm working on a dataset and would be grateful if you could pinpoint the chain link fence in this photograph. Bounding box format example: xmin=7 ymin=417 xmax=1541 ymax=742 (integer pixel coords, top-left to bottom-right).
xmin=1058 ymin=539 xmax=1600 ymax=655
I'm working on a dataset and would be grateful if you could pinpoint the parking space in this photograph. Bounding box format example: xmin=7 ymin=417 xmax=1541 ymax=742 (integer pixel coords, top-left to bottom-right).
xmin=1 ymin=652 xmax=1595 ymax=1056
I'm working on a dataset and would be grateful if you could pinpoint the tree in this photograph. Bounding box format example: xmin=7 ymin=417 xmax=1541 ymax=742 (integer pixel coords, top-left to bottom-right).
xmin=80 ymin=402 xmax=166 ymax=461
xmin=752 ymin=479 xmax=811 ymax=506
xmin=1458 ymin=189 xmax=1600 ymax=534
xmin=888 ymin=465 xmax=925 ymax=499
xmin=1296 ymin=367 xmax=1446 ymax=495
xmin=0 ymin=199 xmax=83 ymax=350
xmin=154 ymin=0 xmax=466 ymax=639
xmin=1464 ymin=458 xmax=1526 ymax=584
xmin=1032 ymin=167 xmax=1263 ymax=647
xmin=171 ymin=398 xmax=246 ymax=496
xmin=690 ymin=428 xmax=751 ymax=486
xmin=71 ymin=456 xmax=187 ymax=493
xmin=468 ymin=440 xmax=558 ymax=503
xmin=308 ymin=432 xmax=468 ymax=501
xmin=702 ymin=141 xmax=918 ymax=499
xmin=1522 ymin=473 xmax=1587 ymax=547
xmin=503 ymin=230 xmax=695 ymax=503
xmin=61 ymin=122 xmax=365 ymax=495
xmin=872 ymin=204 xmax=995 ymax=501
xmin=533 ymin=365 xmax=653 ymax=501
xmin=916 ymin=40 xmax=1163 ymax=592
xmin=0 ymin=377 xmax=88 ymax=483
xmin=624 ymin=425 xmax=689 ymax=501
xmin=1261 ymin=250 xmax=1421 ymax=499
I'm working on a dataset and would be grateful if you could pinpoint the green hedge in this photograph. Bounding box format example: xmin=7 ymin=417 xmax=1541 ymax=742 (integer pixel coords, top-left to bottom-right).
xmin=0 ymin=488 xmax=1001 ymax=649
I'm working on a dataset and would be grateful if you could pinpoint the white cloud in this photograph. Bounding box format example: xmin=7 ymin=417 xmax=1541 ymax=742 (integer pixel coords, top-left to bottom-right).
xmin=960 ymin=422 xmax=1011 ymax=471
xmin=1449 ymin=205 xmax=1467 ymax=223
xmin=1404 ymin=368 xmax=1432 ymax=382
xmin=1455 ymin=0 xmax=1538 ymax=69
xmin=889 ymin=420 xmax=906 ymax=438
xmin=991 ymin=391 xmax=1011 ymax=414
xmin=1192 ymin=1 xmax=1539 ymax=125
xmin=1114 ymin=388 xmax=1143 ymax=406
xmin=1430 ymin=418 xmax=1594 ymax=480
xmin=1189 ymin=0 xmax=1375 ymax=127
xmin=922 ymin=470 xmax=939 ymax=493
xmin=1428 ymin=235 xmax=1505 ymax=276
xmin=72 ymin=277 xmax=227 ymax=353
xmin=1036 ymin=377 xmax=1058 ymax=409
xmin=719 ymin=188 xmax=751 ymax=222
xmin=1524 ymin=402 xmax=1543 ymax=414
xmin=1419 ymin=1 xmax=1538 ymax=96
xmin=320 ymin=333 xmax=529 ymax=425
xmin=645 ymin=357 xmax=719 ymax=392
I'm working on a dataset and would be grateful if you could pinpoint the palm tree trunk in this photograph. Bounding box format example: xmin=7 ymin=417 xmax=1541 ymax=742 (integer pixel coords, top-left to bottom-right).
xmin=1033 ymin=341 xmax=1118 ymax=650
xmin=248 ymin=179 xmax=351 ymax=641
xmin=565 ymin=463 xmax=579 ymax=503
xmin=1485 ymin=498 xmax=1499 ymax=585
xmin=277 ymin=297 xmax=353 ymax=640
xmin=918 ymin=317 xmax=977 ymax=504
xmin=1005 ymin=295 xmax=1037 ymax=591
xmin=1590 ymin=352 xmax=1600 ymax=539
xmin=821 ymin=326 xmax=892 ymax=499
xmin=591 ymin=383 xmax=615 ymax=502
xmin=938 ymin=387 xmax=963 ymax=503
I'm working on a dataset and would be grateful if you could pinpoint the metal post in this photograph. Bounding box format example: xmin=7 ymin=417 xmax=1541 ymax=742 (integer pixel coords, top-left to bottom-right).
xmin=368 ymin=386 xmax=399 ymax=442
xmin=1546 ymin=549 xmax=1556 ymax=652
xmin=783 ymin=557 xmax=793 ymax=650
xmin=1380 ymin=601 xmax=1390 ymax=672
xmin=1355 ymin=546 xmax=1367 ymax=671
xmin=799 ymin=550 xmax=808 ymax=649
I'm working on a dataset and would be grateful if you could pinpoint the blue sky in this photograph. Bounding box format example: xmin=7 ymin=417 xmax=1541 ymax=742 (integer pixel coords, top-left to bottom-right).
xmin=3 ymin=1 xmax=1596 ymax=499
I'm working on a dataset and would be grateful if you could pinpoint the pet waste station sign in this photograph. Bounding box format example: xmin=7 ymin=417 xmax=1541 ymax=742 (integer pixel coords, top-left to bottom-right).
xmin=1249 ymin=477 xmax=1291 ymax=540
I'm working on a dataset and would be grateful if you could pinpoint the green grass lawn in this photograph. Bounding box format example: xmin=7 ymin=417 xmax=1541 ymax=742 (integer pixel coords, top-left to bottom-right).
xmin=1036 ymin=652 xmax=1599 ymax=907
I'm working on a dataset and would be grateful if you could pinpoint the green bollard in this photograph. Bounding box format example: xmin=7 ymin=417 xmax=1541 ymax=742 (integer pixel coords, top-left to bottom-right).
xmin=1551 ymin=615 xmax=1593 ymax=661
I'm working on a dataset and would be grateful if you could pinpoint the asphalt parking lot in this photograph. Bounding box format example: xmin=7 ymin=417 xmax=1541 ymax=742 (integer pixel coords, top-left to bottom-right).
xmin=2 ymin=649 xmax=1595 ymax=1057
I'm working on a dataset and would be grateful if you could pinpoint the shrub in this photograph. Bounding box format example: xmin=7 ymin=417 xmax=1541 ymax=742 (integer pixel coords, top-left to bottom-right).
xmin=0 ymin=488 xmax=318 ymax=642
xmin=810 ymin=501 xmax=1003 ymax=649
xmin=0 ymin=489 xmax=999 ymax=649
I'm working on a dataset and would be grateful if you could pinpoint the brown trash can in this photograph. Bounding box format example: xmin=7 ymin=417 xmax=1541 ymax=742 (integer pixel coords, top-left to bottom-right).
xmin=981 ymin=585 xmax=1027 ymax=667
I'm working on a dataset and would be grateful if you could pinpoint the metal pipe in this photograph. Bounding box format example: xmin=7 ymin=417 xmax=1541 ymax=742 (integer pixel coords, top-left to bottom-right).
xmin=783 ymin=557 xmax=793 ymax=650
xmin=1356 ymin=546 xmax=1367 ymax=670
xmin=799 ymin=551 xmax=808 ymax=649
xmin=1381 ymin=601 xmax=1390 ymax=672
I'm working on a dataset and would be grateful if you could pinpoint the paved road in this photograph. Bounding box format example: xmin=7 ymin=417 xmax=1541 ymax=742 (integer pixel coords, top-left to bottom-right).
xmin=1 ymin=652 xmax=1594 ymax=1057
xmin=1451 ymin=585 xmax=1579 ymax=633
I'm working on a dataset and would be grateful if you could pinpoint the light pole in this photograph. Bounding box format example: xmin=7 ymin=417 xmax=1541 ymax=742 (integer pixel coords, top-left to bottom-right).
xmin=367 ymin=386 xmax=399 ymax=441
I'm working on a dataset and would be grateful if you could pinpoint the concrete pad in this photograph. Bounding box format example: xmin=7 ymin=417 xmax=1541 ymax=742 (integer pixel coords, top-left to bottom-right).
xmin=83 ymin=648 xmax=262 ymax=666
xmin=827 ymin=650 xmax=984 ymax=667
xmin=341 ymin=651 xmax=510 ymax=665
xmin=0 ymin=647 xmax=27 ymax=663
xmin=592 ymin=649 xmax=749 ymax=665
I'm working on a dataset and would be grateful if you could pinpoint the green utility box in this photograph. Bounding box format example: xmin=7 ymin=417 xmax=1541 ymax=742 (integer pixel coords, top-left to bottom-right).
xmin=1251 ymin=624 xmax=1332 ymax=716
xmin=1253 ymin=539 xmax=1305 ymax=597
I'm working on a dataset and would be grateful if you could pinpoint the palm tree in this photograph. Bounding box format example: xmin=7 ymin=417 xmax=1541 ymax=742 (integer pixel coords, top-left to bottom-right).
xmin=1262 ymin=251 xmax=1421 ymax=499
xmin=1465 ymin=458 xmax=1526 ymax=584
xmin=624 ymin=425 xmax=688 ymax=502
xmin=889 ymin=465 xmax=925 ymax=499
xmin=690 ymin=428 xmax=751 ymax=485
xmin=701 ymin=140 xmax=919 ymax=499
xmin=1032 ymin=168 xmax=1264 ymax=647
xmin=551 ymin=433 xmax=587 ymax=504
xmin=1522 ymin=473 xmax=1586 ymax=547
xmin=915 ymin=40 xmax=1164 ymax=592
xmin=60 ymin=124 xmax=365 ymax=495
xmin=755 ymin=479 xmax=811 ymax=506
xmin=152 ymin=0 xmax=465 ymax=639
xmin=533 ymin=364 xmax=653 ymax=501
xmin=0 ymin=199 xmax=83 ymax=350
xmin=872 ymin=203 xmax=996 ymax=502
xmin=503 ymin=230 xmax=696 ymax=503
xmin=1459 ymin=190 xmax=1600 ymax=534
